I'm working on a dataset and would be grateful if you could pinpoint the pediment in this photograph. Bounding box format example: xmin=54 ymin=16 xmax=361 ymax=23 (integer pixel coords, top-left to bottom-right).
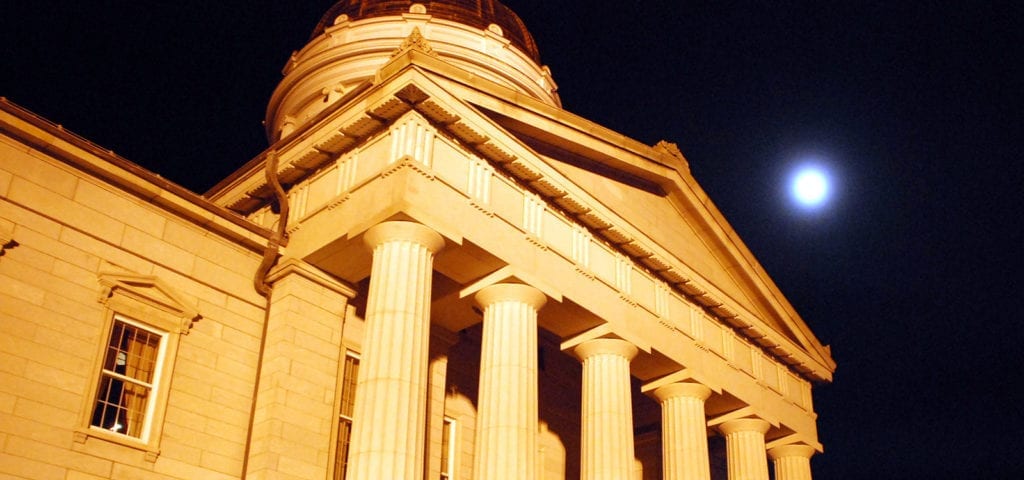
xmin=436 ymin=83 xmax=833 ymax=374
xmin=387 ymin=74 xmax=832 ymax=375
xmin=207 ymin=51 xmax=834 ymax=380
xmin=98 ymin=272 xmax=200 ymax=334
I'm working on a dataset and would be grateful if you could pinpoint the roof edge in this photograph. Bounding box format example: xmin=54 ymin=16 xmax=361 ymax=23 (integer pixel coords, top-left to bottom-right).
xmin=0 ymin=97 xmax=274 ymax=253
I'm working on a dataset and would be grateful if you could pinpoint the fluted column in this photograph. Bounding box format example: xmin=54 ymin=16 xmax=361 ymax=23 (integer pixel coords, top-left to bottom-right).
xmin=473 ymin=283 xmax=547 ymax=480
xmin=652 ymin=382 xmax=713 ymax=480
xmin=346 ymin=221 xmax=444 ymax=480
xmin=768 ymin=444 xmax=815 ymax=480
xmin=574 ymin=338 xmax=639 ymax=480
xmin=719 ymin=418 xmax=771 ymax=480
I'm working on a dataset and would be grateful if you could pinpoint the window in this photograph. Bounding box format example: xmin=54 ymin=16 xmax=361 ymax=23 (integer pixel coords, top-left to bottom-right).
xmin=334 ymin=352 xmax=360 ymax=480
xmin=440 ymin=416 xmax=456 ymax=479
xmin=75 ymin=273 xmax=198 ymax=461
xmin=90 ymin=316 xmax=167 ymax=439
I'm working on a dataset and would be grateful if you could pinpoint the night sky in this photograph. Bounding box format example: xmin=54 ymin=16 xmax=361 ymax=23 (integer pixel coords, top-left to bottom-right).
xmin=3 ymin=1 xmax=1021 ymax=477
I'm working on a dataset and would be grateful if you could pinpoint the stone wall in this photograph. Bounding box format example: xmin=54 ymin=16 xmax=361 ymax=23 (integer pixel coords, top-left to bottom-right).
xmin=0 ymin=128 xmax=267 ymax=479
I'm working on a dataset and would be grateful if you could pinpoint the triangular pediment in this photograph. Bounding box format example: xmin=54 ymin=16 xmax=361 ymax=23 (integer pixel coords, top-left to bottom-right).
xmin=207 ymin=47 xmax=834 ymax=380
xmin=98 ymin=272 xmax=200 ymax=334
xmin=384 ymin=68 xmax=832 ymax=373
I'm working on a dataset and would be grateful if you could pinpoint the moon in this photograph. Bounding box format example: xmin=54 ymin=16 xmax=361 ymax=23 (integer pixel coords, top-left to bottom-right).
xmin=790 ymin=166 xmax=831 ymax=207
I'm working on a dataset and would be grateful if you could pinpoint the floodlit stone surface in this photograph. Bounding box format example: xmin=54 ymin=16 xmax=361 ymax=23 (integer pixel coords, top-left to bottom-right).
xmin=346 ymin=221 xmax=443 ymax=480
xmin=720 ymin=418 xmax=772 ymax=480
xmin=574 ymin=338 xmax=638 ymax=480
xmin=653 ymin=382 xmax=714 ymax=480
xmin=0 ymin=1 xmax=834 ymax=479
xmin=769 ymin=444 xmax=816 ymax=480
xmin=473 ymin=283 xmax=546 ymax=480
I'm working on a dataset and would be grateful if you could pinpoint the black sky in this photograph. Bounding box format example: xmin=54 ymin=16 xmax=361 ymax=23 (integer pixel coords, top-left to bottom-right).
xmin=3 ymin=1 xmax=1022 ymax=477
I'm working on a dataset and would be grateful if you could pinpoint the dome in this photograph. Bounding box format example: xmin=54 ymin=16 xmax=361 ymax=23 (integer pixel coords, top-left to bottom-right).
xmin=312 ymin=0 xmax=541 ymax=62
xmin=266 ymin=0 xmax=560 ymax=141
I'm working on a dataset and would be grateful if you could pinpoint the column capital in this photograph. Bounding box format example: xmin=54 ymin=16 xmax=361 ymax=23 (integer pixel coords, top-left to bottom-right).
xmin=474 ymin=283 xmax=547 ymax=310
xmin=768 ymin=444 xmax=816 ymax=461
xmin=651 ymin=382 xmax=712 ymax=403
xmin=364 ymin=220 xmax=445 ymax=253
xmin=718 ymin=417 xmax=771 ymax=436
xmin=573 ymin=337 xmax=638 ymax=362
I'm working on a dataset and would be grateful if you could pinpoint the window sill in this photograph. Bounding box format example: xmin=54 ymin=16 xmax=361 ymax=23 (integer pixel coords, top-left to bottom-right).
xmin=73 ymin=427 xmax=161 ymax=463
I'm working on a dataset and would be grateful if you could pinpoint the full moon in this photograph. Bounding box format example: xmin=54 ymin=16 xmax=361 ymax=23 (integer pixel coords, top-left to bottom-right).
xmin=790 ymin=166 xmax=831 ymax=207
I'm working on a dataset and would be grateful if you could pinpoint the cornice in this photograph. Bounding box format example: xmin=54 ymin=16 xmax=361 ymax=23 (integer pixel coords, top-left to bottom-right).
xmin=266 ymin=257 xmax=358 ymax=298
xmin=0 ymin=98 xmax=274 ymax=254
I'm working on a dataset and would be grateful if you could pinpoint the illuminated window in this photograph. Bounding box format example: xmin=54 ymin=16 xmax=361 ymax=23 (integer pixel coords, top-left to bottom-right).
xmin=334 ymin=352 xmax=360 ymax=480
xmin=440 ymin=416 xmax=456 ymax=479
xmin=76 ymin=273 xmax=198 ymax=461
xmin=90 ymin=316 xmax=166 ymax=438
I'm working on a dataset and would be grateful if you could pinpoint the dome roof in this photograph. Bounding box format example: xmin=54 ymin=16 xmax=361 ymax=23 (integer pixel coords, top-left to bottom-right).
xmin=266 ymin=0 xmax=559 ymax=140
xmin=311 ymin=0 xmax=541 ymax=62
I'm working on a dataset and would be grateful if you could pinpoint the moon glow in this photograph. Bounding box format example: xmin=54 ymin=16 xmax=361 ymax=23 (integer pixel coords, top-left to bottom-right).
xmin=790 ymin=166 xmax=831 ymax=207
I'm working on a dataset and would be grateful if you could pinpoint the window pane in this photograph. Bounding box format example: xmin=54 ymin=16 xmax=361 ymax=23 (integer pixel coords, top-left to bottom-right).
xmin=339 ymin=355 xmax=359 ymax=417
xmin=334 ymin=418 xmax=353 ymax=480
xmin=91 ymin=375 xmax=126 ymax=432
xmin=120 ymin=381 xmax=150 ymax=437
xmin=123 ymin=325 xmax=160 ymax=383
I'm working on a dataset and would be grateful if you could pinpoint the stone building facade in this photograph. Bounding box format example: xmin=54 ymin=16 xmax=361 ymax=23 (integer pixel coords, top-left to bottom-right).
xmin=0 ymin=1 xmax=835 ymax=479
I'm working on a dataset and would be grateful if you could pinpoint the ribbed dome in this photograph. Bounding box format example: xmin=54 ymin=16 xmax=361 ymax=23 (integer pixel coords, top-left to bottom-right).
xmin=312 ymin=0 xmax=541 ymax=62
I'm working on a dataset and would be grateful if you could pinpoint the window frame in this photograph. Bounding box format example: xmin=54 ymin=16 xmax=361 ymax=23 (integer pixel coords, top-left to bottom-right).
xmin=90 ymin=314 xmax=168 ymax=440
xmin=332 ymin=350 xmax=361 ymax=480
xmin=440 ymin=416 xmax=457 ymax=480
xmin=75 ymin=273 xmax=198 ymax=462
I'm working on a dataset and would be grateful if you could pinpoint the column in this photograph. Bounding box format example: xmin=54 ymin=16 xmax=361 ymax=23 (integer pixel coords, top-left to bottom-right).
xmin=472 ymin=283 xmax=547 ymax=480
xmin=768 ymin=444 xmax=815 ymax=480
xmin=719 ymin=418 xmax=771 ymax=480
xmin=346 ymin=221 xmax=444 ymax=480
xmin=574 ymin=338 xmax=639 ymax=480
xmin=652 ymin=382 xmax=713 ymax=480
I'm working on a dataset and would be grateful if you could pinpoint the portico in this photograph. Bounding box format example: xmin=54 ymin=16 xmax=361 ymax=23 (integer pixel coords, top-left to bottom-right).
xmin=208 ymin=3 xmax=835 ymax=479
xmin=275 ymin=215 xmax=825 ymax=480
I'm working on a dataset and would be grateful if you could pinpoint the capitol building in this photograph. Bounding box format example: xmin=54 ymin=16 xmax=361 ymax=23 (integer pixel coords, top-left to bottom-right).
xmin=0 ymin=1 xmax=835 ymax=479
